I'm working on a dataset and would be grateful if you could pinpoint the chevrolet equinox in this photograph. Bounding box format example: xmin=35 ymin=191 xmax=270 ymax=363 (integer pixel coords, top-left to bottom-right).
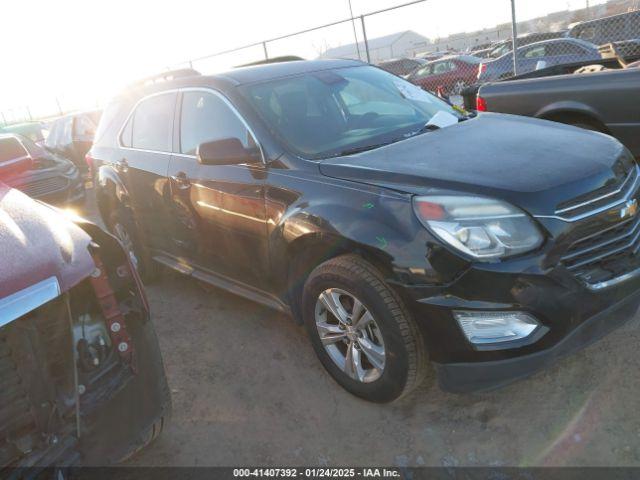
xmin=91 ymin=60 xmax=640 ymax=402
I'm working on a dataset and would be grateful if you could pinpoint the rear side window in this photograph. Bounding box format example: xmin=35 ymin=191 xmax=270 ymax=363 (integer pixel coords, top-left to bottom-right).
xmin=0 ymin=137 xmax=29 ymax=163
xmin=130 ymin=93 xmax=176 ymax=152
xmin=523 ymin=45 xmax=546 ymax=58
xmin=179 ymin=91 xmax=256 ymax=156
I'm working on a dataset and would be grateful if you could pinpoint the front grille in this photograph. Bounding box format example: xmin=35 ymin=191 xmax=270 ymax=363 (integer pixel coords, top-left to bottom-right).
xmin=560 ymin=166 xmax=640 ymax=288
xmin=0 ymin=299 xmax=75 ymax=468
xmin=0 ymin=330 xmax=41 ymax=467
xmin=21 ymin=177 xmax=68 ymax=198
xmin=555 ymin=166 xmax=639 ymax=221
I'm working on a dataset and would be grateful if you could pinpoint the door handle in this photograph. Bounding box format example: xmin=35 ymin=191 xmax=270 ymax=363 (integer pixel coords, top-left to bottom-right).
xmin=170 ymin=171 xmax=191 ymax=190
xmin=116 ymin=158 xmax=129 ymax=173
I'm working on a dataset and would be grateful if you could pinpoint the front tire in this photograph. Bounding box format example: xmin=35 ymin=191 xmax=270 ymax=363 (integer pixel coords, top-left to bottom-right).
xmin=302 ymin=254 xmax=427 ymax=403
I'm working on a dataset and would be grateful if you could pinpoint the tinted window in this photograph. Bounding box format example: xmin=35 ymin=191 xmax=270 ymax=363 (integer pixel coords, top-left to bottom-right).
xmin=523 ymin=45 xmax=546 ymax=58
xmin=0 ymin=137 xmax=28 ymax=163
xmin=179 ymin=91 xmax=255 ymax=156
xmin=131 ymin=93 xmax=175 ymax=152
xmin=548 ymin=42 xmax=587 ymax=56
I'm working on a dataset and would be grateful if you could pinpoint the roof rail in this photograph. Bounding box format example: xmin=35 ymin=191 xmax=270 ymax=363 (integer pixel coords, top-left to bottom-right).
xmin=235 ymin=56 xmax=305 ymax=68
xmin=129 ymin=68 xmax=201 ymax=88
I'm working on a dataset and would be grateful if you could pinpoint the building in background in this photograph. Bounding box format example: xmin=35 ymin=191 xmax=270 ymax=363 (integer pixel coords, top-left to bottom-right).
xmin=322 ymin=30 xmax=430 ymax=62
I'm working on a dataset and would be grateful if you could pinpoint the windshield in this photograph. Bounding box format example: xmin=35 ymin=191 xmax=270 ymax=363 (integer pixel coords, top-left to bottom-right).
xmin=240 ymin=65 xmax=462 ymax=159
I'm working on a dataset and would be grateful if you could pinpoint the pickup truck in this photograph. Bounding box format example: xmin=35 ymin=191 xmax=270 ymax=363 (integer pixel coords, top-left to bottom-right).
xmin=467 ymin=45 xmax=640 ymax=157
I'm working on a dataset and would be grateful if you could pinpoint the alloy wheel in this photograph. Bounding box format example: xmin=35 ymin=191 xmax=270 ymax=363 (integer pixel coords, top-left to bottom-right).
xmin=314 ymin=288 xmax=386 ymax=383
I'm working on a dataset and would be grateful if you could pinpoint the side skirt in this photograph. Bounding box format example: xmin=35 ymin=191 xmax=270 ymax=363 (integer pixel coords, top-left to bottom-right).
xmin=152 ymin=253 xmax=292 ymax=316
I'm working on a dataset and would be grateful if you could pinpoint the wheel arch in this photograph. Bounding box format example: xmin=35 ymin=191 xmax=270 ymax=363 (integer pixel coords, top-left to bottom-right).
xmin=285 ymin=232 xmax=394 ymax=325
xmin=536 ymin=102 xmax=610 ymax=133
xmin=96 ymin=166 xmax=130 ymax=226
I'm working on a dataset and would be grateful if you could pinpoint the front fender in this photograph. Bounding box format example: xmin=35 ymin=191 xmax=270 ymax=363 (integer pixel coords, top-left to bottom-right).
xmin=271 ymin=190 xmax=467 ymax=293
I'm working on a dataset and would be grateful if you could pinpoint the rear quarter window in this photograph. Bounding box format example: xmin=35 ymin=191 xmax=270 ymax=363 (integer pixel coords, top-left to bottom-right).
xmin=130 ymin=93 xmax=176 ymax=152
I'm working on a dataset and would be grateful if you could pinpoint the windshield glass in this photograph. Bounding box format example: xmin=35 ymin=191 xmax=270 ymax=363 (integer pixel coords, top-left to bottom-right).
xmin=240 ymin=65 xmax=462 ymax=159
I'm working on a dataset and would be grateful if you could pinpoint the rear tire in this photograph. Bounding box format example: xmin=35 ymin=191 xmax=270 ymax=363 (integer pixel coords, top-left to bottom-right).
xmin=302 ymin=254 xmax=427 ymax=403
xmin=108 ymin=204 xmax=161 ymax=284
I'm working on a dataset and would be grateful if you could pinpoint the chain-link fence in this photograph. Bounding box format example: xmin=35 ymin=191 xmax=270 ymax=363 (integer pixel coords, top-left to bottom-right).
xmin=3 ymin=0 xmax=640 ymax=126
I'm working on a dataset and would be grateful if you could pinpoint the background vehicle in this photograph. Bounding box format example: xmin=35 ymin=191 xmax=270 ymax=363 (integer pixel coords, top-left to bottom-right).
xmin=568 ymin=10 xmax=640 ymax=45
xmin=478 ymin=38 xmax=600 ymax=81
xmin=0 ymin=121 xmax=48 ymax=145
xmin=92 ymin=60 xmax=640 ymax=403
xmin=485 ymin=31 xmax=568 ymax=59
xmin=377 ymin=57 xmax=427 ymax=77
xmin=407 ymin=55 xmax=482 ymax=94
xmin=0 ymin=133 xmax=85 ymax=205
xmin=0 ymin=184 xmax=171 ymax=470
xmin=476 ymin=66 xmax=640 ymax=157
xmin=45 ymin=110 xmax=102 ymax=172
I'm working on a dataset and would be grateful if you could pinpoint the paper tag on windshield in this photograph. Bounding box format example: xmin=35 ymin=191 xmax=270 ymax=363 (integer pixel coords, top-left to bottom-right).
xmin=427 ymin=111 xmax=459 ymax=129
xmin=394 ymin=80 xmax=434 ymax=103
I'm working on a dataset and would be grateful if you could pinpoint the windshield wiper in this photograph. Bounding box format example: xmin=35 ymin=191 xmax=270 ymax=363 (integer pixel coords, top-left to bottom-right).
xmin=332 ymin=142 xmax=397 ymax=157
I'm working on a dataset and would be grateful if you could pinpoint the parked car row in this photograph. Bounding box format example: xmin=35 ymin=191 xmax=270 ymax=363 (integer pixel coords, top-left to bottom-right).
xmin=0 ymin=110 xmax=101 ymax=211
xmin=0 ymin=133 xmax=85 ymax=205
xmin=383 ymin=10 xmax=640 ymax=96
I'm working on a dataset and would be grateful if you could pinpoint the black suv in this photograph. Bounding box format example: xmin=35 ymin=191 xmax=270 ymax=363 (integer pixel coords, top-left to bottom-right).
xmin=92 ymin=60 xmax=640 ymax=402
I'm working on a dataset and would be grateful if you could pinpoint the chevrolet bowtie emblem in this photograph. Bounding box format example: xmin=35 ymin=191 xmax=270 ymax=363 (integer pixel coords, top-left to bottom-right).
xmin=620 ymin=199 xmax=639 ymax=220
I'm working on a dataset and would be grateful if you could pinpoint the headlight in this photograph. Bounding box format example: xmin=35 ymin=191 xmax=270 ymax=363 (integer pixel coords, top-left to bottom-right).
xmin=412 ymin=195 xmax=543 ymax=261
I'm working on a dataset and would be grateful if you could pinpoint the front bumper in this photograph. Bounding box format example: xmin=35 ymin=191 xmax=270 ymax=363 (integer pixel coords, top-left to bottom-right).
xmin=434 ymin=288 xmax=640 ymax=392
xmin=396 ymin=259 xmax=640 ymax=393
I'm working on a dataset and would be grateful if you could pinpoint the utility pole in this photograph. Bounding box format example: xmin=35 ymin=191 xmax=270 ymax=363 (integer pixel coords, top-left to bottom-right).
xmin=347 ymin=0 xmax=362 ymax=60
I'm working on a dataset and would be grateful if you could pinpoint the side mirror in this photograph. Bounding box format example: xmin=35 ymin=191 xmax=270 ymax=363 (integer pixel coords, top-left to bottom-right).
xmin=196 ymin=138 xmax=257 ymax=166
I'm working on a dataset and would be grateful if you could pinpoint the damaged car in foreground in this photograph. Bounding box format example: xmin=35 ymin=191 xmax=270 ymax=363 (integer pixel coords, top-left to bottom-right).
xmin=0 ymin=183 xmax=170 ymax=475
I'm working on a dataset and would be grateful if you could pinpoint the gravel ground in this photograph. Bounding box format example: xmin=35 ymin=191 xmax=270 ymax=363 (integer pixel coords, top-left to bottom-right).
xmin=79 ymin=190 xmax=640 ymax=467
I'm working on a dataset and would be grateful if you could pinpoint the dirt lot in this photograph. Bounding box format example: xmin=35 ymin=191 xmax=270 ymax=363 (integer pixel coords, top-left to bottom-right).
xmin=79 ymin=192 xmax=640 ymax=467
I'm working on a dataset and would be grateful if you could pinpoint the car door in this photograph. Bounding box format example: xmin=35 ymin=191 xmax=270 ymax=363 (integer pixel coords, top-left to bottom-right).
xmin=166 ymin=89 xmax=269 ymax=290
xmin=519 ymin=45 xmax=547 ymax=73
xmin=118 ymin=91 xmax=177 ymax=254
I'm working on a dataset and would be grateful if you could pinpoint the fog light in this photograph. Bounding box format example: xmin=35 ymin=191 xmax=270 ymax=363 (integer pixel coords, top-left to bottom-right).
xmin=453 ymin=311 xmax=539 ymax=345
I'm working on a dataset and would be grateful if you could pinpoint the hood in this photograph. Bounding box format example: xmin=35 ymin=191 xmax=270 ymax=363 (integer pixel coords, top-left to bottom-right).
xmin=319 ymin=113 xmax=629 ymax=216
xmin=0 ymin=183 xmax=94 ymax=301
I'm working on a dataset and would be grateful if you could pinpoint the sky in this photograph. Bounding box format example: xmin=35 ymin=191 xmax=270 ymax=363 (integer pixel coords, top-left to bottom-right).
xmin=0 ymin=0 xmax=605 ymax=120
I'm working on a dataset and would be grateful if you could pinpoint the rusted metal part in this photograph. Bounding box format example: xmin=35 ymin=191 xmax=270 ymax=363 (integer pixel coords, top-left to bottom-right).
xmin=89 ymin=254 xmax=137 ymax=373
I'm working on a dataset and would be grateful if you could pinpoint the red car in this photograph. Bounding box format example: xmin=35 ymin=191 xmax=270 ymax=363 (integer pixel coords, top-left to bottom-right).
xmin=0 ymin=183 xmax=171 ymax=472
xmin=407 ymin=55 xmax=482 ymax=95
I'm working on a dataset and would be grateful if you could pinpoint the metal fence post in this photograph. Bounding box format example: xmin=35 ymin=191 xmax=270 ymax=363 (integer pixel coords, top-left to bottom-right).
xmin=263 ymin=42 xmax=269 ymax=60
xmin=510 ymin=0 xmax=518 ymax=76
xmin=360 ymin=15 xmax=371 ymax=63
xmin=347 ymin=0 xmax=362 ymax=60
